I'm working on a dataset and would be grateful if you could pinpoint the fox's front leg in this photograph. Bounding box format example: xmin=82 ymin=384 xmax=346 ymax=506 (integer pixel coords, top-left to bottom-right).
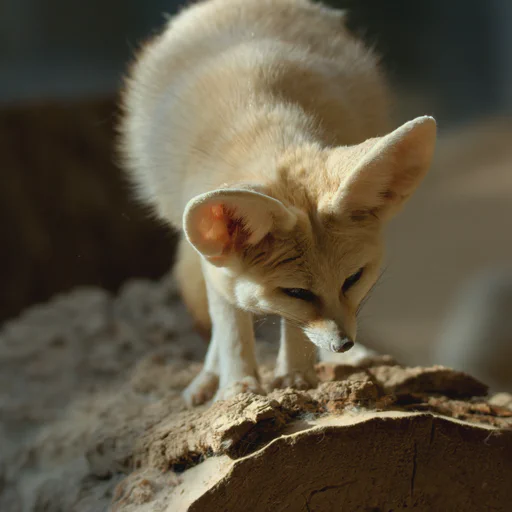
xmin=182 ymin=335 xmax=220 ymax=406
xmin=272 ymin=319 xmax=318 ymax=390
xmin=183 ymin=276 xmax=263 ymax=405
xmin=212 ymin=300 xmax=263 ymax=402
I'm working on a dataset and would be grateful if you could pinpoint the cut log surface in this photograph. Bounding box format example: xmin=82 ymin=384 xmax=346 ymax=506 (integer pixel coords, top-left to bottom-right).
xmin=0 ymin=275 xmax=511 ymax=512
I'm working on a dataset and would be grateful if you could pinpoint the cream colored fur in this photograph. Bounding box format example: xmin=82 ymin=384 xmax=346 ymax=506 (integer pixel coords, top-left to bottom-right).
xmin=120 ymin=0 xmax=437 ymax=405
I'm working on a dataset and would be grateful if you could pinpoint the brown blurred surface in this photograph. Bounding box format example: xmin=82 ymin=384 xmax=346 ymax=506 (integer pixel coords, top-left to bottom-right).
xmin=0 ymin=97 xmax=176 ymax=323
xmin=363 ymin=116 xmax=512 ymax=365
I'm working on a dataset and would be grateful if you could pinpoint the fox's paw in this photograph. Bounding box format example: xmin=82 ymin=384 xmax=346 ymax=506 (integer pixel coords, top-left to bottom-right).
xmin=271 ymin=369 xmax=318 ymax=391
xmin=213 ymin=376 xmax=265 ymax=403
xmin=182 ymin=370 xmax=219 ymax=407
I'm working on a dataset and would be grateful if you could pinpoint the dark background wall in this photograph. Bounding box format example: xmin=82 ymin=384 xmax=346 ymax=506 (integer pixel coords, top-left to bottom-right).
xmin=2 ymin=0 xmax=511 ymax=119
xmin=0 ymin=0 xmax=511 ymax=323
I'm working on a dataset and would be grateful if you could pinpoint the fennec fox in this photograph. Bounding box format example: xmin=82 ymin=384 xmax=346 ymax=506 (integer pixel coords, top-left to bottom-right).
xmin=120 ymin=0 xmax=437 ymax=405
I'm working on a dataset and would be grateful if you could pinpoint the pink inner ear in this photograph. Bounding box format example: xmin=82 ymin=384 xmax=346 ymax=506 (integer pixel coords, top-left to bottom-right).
xmin=197 ymin=203 xmax=231 ymax=252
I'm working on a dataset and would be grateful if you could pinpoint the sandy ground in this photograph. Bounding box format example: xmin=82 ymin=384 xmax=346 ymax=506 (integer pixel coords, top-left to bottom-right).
xmin=0 ymin=275 xmax=204 ymax=511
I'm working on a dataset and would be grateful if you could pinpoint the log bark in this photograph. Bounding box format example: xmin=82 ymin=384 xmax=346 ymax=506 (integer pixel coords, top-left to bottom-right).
xmin=110 ymin=366 xmax=512 ymax=512
xmin=171 ymin=412 xmax=512 ymax=512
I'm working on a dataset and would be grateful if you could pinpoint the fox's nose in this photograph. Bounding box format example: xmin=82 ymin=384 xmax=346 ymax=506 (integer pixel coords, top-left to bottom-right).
xmin=330 ymin=338 xmax=354 ymax=353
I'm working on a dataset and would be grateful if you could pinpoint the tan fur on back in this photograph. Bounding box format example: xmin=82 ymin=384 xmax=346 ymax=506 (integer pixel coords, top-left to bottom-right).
xmin=120 ymin=0 xmax=390 ymax=222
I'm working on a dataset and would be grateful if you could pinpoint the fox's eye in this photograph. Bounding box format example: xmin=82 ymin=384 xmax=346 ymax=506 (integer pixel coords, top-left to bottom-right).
xmin=281 ymin=288 xmax=317 ymax=303
xmin=342 ymin=267 xmax=364 ymax=294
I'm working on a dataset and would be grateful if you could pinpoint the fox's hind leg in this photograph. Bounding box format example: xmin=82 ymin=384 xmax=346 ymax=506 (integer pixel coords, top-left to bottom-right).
xmin=174 ymin=237 xmax=211 ymax=340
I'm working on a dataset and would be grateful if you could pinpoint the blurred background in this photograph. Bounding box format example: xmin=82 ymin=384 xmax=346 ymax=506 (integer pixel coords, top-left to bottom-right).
xmin=1 ymin=0 xmax=511 ymax=388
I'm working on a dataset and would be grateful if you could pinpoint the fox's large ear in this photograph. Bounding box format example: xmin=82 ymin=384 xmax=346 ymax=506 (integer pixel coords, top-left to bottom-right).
xmin=332 ymin=116 xmax=436 ymax=222
xmin=183 ymin=188 xmax=297 ymax=266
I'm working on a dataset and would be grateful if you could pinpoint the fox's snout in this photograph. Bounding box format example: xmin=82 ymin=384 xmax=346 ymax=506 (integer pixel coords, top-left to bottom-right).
xmin=304 ymin=318 xmax=355 ymax=353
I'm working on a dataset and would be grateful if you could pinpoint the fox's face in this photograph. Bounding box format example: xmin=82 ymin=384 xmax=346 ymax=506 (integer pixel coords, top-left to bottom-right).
xmin=223 ymin=212 xmax=384 ymax=352
xmin=184 ymin=116 xmax=436 ymax=352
